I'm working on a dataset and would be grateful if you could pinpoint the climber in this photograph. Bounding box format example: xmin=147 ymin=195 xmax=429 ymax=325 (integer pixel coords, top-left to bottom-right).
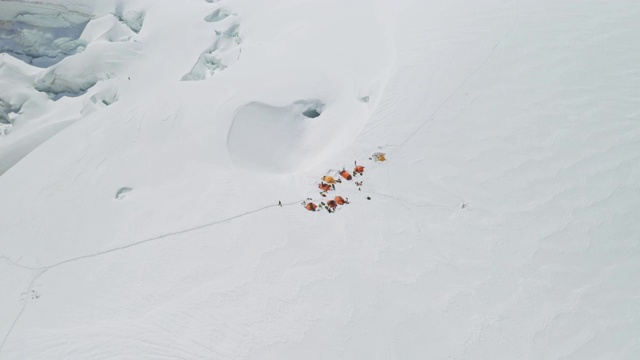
xmin=327 ymin=199 xmax=338 ymax=209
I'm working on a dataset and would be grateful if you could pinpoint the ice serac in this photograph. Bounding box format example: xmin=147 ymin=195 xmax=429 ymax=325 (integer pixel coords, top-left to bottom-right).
xmin=0 ymin=0 xmax=142 ymax=176
xmin=0 ymin=1 xmax=90 ymax=67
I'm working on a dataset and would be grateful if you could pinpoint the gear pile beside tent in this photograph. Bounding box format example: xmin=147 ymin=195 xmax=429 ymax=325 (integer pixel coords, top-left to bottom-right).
xmin=302 ymin=151 xmax=386 ymax=213
xmin=371 ymin=152 xmax=386 ymax=162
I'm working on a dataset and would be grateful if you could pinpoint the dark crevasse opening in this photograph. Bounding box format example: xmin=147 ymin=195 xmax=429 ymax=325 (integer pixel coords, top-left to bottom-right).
xmin=302 ymin=107 xmax=322 ymax=118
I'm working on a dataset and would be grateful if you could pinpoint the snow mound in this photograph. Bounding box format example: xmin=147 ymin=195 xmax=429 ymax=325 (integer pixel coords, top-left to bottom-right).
xmin=227 ymin=99 xmax=326 ymax=173
xmin=115 ymin=187 xmax=133 ymax=200
xmin=89 ymin=87 xmax=118 ymax=107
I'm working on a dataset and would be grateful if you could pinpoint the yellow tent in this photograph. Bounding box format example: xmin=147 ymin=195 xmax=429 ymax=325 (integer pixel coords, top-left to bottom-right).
xmin=322 ymin=175 xmax=336 ymax=184
xmin=373 ymin=152 xmax=386 ymax=162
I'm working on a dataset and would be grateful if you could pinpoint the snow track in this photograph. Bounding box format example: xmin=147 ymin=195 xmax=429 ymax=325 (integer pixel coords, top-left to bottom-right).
xmin=0 ymin=198 xmax=303 ymax=354
xmin=396 ymin=0 xmax=521 ymax=151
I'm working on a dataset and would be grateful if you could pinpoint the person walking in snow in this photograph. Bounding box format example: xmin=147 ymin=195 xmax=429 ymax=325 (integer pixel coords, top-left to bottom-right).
xmin=278 ymin=201 xmax=282 ymax=207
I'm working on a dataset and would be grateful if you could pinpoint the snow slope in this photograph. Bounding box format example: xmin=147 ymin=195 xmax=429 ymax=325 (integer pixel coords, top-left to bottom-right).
xmin=1 ymin=0 xmax=639 ymax=358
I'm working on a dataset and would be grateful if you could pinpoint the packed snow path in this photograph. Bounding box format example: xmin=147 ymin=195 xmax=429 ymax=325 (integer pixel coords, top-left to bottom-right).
xmin=0 ymin=199 xmax=304 ymax=352
xmin=396 ymin=0 xmax=520 ymax=150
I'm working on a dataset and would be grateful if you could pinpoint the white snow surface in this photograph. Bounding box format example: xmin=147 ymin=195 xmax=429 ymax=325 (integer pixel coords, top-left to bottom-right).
xmin=1 ymin=0 xmax=639 ymax=358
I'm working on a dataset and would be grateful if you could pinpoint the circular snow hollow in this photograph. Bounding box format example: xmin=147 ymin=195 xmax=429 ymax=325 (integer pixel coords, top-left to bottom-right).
xmin=227 ymin=99 xmax=325 ymax=173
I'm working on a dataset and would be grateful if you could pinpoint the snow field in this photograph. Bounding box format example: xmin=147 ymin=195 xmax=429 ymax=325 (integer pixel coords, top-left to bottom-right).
xmin=0 ymin=0 xmax=639 ymax=358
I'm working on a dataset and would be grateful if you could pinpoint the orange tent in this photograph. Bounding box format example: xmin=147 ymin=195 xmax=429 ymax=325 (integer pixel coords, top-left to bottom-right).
xmin=340 ymin=170 xmax=352 ymax=181
xmin=335 ymin=196 xmax=347 ymax=205
xmin=305 ymin=202 xmax=317 ymax=211
xmin=318 ymin=183 xmax=332 ymax=192
xmin=322 ymin=175 xmax=336 ymax=184
xmin=327 ymin=200 xmax=338 ymax=208
xmin=354 ymin=165 xmax=365 ymax=174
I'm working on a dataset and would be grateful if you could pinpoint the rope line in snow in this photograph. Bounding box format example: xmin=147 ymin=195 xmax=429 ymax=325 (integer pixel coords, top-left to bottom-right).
xmin=396 ymin=0 xmax=520 ymax=150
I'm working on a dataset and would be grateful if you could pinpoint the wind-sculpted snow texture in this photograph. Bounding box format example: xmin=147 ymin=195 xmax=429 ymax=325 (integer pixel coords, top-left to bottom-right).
xmin=1 ymin=0 xmax=639 ymax=359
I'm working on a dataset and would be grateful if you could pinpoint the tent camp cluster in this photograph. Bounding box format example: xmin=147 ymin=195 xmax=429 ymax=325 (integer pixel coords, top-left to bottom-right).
xmin=302 ymin=152 xmax=386 ymax=213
